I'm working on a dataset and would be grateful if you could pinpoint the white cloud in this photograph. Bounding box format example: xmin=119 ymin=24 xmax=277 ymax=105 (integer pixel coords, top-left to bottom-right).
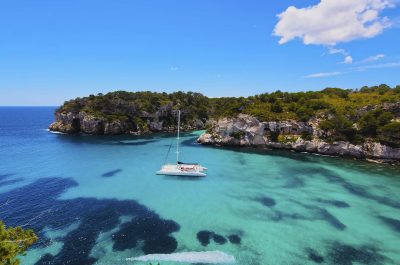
xmin=274 ymin=0 xmax=394 ymax=45
xmin=305 ymin=72 xmax=342 ymax=78
xmin=356 ymin=61 xmax=400 ymax=70
xmin=342 ymin=56 xmax=354 ymax=64
xmin=306 ymin=60 xmax=399 ymax=78
xmin=328 ymin=47 xmax=348 ymax=56
xmin=170 ymin=66 xmax=179 ymax=71
xmin=361 ymin=53 xmax=385 ymax=63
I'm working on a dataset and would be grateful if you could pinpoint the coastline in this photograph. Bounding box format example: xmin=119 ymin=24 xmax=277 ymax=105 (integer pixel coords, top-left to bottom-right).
xmin=196 ymin=115 xmax=400 ymax=164
xmin=197 ymin=138 xmax=400 ymax=165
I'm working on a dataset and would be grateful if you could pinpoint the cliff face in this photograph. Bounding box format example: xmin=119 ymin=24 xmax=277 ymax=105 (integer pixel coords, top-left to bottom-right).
xmin=49 ymin=107 xmax=205 ymax=135
xmin=197 ymin=114 xmax=400 ymax=162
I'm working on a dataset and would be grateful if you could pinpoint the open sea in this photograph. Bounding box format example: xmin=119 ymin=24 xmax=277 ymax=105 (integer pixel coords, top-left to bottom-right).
xmin=1 ymin=106 xmax=400 ymax=265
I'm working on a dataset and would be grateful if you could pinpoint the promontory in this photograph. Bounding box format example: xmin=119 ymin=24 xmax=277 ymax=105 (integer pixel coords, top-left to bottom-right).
xmin=50 ymin=85 xmax=400 ymax=162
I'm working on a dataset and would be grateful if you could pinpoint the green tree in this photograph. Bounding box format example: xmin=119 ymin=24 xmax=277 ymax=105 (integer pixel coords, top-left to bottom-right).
xmin=270 ymin=101 xmax=283 ymax=113
xmin=320 ymin=115 xmax=356 ymax=141
xmin=378 ymin=122 xmax=400 ymax=146
xmin=359 ymin=113 xmax=378 ymax=136
xmin=0 ymin=221 xmax=37 ymax=265
xmin=295 ymin=107 xmax=313 ymax=122
xmin=305 ymin=100 xmax=331 ymax=110
xmin=332 ymin=115 xmax=357 ymax=141
xmin=319 ymin=120 xmax=334 ymax=132
xmin=377 ymin=112 xmax=393 ymax=126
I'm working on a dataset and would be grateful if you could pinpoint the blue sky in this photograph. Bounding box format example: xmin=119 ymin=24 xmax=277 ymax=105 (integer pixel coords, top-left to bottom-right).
xmin=0 ymin=0 xmax=399 ymax=105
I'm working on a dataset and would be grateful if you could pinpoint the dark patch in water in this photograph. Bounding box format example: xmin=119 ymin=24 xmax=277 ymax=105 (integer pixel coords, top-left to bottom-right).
xmin=269 ymin=211 xmax=307 ymax=222
xmin=308 ymin=166 xmax=400 ymax=210
xmin=196 ymin=231 xmax=228 ymax=245
xmin=112 ymin=140 xmax=157 ymax=146
xmin=162 ymin=174 xmax=204 ymax=181
xmin=342 ymin=182 xmax=400 ymax=209
xmin=283 ymin=176 xmax=305 ymax=188
xmin=57 ymin=133 xmax=162 ymax=146
xmin=112 ymin=216 xmax=179 ymax=254
xmin=306 ymin=248 xmax=324 ymax=263
xmin=257 ymin=196 xmax=276 ymax=207
xmin=0 ymin=177 xmax=180 ymax=265
xmin=101 ymin=169 xmax=123 ymax=178
xmin=227 ymin=234 xmax=241 ymax=244
xmin=0 ymin=173 xmax=22 ymax=187
xmin=180 ymin=137 xmax=199 ymax=147
xmin=379 ymin=216 xmax=400 ymax=233
xmin=318 ymin=209 xmax=346 ymax=231
xmin=271 ymin=200 xmax=346 ymax=231
xmin=316 ymin=199 xmax=350 ymax=208
xmin=0 ymin=173 xmax=15 ymax=181
xmin=0 ymin=178 xmax=23 ymax=187
xmin=212 ymin=233 xmax=227 ymax=244
xmin=327 ymin=242 xmax=386 ymax=265
xmin=197 ymin=230 xmax=213 ymax=246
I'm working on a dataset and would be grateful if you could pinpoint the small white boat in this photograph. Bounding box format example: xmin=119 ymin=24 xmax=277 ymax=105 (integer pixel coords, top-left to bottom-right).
xmin=157 ymin=164 xmax=207 ymax=177
xmin=156 ymin=110 xmax=207 ymax=177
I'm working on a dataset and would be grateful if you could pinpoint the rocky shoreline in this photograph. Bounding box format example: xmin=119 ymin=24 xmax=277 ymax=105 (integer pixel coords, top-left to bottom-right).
xmin=49 ymin=109 xmax=205 ymax=135
xmin=196 ymin=115 xmax=400 ymax=163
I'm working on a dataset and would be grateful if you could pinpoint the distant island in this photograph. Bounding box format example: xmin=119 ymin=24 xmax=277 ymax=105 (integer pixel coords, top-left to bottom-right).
xmin=50 ymin=85 xmax=400 ymax=162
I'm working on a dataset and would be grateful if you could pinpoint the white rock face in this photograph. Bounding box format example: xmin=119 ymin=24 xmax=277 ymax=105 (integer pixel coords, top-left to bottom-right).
xmin=197 ymin=114 xmax=400 ymax=162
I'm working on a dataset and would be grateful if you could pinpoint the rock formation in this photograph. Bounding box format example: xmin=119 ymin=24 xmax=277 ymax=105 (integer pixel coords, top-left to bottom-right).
xmin=49 ymin=108 xmax=205 ymax=135
xmin=197 ymin=114 xmax=400 ymax=162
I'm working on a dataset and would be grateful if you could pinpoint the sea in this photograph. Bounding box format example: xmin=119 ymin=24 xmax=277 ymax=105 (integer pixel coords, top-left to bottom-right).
xmin=0 ymin=107 xmax=399 ymax=265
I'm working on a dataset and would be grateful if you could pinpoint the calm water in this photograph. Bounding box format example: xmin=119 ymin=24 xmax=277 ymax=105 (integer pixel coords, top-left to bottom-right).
xmin=0 ymin=107 xmax=400 ymax=265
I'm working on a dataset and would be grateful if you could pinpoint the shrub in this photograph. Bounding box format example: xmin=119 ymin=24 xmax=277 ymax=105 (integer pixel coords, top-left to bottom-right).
xmin=270 ymin=101 xmax=283 ymax=113
xmin=378 ymin=122 xmax=400 ymax=146
xmin=269 ymin=131 xmax=280 ymax=142
xmin=377 ymin=112 xmax=394 ymax=126
xmin=306 ymin=100 xmax=331 ymax=110
xmin=230 ymin=131 xmax=245 ymax=139
xmin=295 ymin=107 xmax=314 ymax=122
xmin=359 ymin=113 xmax=378 ymax=136
xmin=301 ymin=131 xmax=313 ymax=141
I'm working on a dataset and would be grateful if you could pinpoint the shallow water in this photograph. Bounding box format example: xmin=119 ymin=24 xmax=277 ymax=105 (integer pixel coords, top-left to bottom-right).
xmin=0 ymin=107 xmax=400 ymax=265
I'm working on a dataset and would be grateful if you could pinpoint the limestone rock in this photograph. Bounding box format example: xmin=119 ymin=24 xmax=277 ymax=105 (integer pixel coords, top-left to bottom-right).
xmin=197 ymin=115 xmax=400 ymax=162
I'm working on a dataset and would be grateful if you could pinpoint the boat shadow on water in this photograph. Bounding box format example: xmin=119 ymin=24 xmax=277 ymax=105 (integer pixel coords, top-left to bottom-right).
xmin=160 ymin=174 xmax=206 ymax=181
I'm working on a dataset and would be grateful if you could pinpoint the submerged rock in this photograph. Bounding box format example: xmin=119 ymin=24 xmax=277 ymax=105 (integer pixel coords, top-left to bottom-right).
xmin=196 ymin=231 xmax=231 ymax=246
xmin=306 ymin=248 xmax=324 ymax=263
xmin=197 ymin=231 xmax=214 ymax=246
xmin=212 ymin=234 xmax=227 ymax=244
xmin=227 ymin=234 xmax=241 ymax=244
xmin=258 ymin=196 xmax=276 ymax=207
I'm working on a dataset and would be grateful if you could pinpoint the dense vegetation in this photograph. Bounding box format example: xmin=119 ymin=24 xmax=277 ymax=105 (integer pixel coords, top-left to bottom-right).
xmin=58 ymin=84 xmax=400 ymax=146
xmin=0 ymin=221 xmax=37 ymax=265
xmin=59 ymin=91 xmax=209 ymax=128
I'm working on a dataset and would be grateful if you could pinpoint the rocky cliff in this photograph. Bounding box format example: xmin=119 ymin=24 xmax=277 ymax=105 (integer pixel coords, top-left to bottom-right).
xmin=49 ymin=106 xmax=205 ymax=135
xmin=197 ymin=114 xmax=400 ymax=162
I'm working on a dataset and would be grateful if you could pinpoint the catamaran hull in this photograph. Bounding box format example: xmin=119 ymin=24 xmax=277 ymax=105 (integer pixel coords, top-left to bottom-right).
xmin=156 ymin=171 xmax=206 ymax=177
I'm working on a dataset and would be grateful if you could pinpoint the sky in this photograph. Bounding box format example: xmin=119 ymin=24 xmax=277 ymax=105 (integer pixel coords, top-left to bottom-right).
xmin=0 ymin=0 xmax=399 ymax=105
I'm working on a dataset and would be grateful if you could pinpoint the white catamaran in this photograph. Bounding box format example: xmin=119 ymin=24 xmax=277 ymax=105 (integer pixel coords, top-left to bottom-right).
xmin=156 ymin=110 xmax=207 ymax=177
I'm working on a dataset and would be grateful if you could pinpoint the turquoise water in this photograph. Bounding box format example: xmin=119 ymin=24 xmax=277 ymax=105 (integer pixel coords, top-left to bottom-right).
xmin=1 ymin=107 xmax=400 ymax=265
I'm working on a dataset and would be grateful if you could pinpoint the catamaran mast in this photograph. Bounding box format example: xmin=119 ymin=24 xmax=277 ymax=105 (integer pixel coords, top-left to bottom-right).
xmin=176 ymin=110 xmax=180 ymax=163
